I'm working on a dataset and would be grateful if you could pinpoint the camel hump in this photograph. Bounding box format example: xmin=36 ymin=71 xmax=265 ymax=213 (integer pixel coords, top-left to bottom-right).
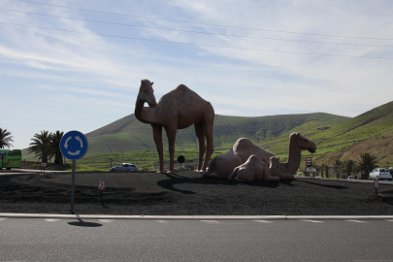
xmin=175 ymin=84 xmax=206 ymax=99
xmin=167 ymin=84 xmax=212 ymax=110
xmin=177 ymin=84 xmax=189 ymax=90
xmin=233 ymin=138 xmax=255 ymax=151
xmin=175 ymin=84 xmax=194 ymax=95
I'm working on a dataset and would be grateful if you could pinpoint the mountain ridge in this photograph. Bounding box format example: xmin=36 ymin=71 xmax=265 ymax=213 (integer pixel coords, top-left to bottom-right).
xmin=85 ymin=101 xmax=393 ymax=166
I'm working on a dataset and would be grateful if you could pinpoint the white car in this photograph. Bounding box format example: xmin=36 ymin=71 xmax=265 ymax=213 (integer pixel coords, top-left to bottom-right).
xmin=110 ymin=163 xmax=138 ymax=172
xmin=369 ymin=168 xmax=392 ymax=180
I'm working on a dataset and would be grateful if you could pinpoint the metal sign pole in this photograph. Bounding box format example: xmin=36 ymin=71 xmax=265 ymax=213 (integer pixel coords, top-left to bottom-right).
xmin=60 ymin=130 xmax=88 ymax=215
xmin=71 ymin=160 xmax=76 ymax=214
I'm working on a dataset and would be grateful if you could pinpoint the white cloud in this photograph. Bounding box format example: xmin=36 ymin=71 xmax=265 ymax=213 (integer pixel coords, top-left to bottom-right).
xmin=163 ymin=0 xmax=393 ymax=115
xmin=1 ymin=0 xmax=393 ymax=148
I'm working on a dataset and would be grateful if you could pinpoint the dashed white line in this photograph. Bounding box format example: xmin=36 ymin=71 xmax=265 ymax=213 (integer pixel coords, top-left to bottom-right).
xmin=346 ymin=220 xmax=367 ymax=223
xmin=303 ymin=220 xmax=324 ymax=223
xmin=157 ymin=220 xmax=169 ymax=224
xmin=201 ymin=220 xmax=220 ymax=224
xmin=99 ymin=219 xmax=113 ymax=223
xmin=0 ymin=218 xmax=5 ymax=222
xmin=0 ymin=260 xmax=28 ymax=262
xmin=352 ymin=259 xmax=393 ymax=262
xmin=386 ymin=219 xmax=393 ymax=223
xmin=44 ymin=218 xmax=59 ymax=222
xmin=254 ymin=220 xmax=273 ymax=224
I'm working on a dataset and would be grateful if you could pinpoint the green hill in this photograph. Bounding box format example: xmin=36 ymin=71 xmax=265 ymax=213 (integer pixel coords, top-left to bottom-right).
xmin=87 ymin=101 xmax=393 ymax=167
xmin=86 ymin=112 xmax=348 ymax=156
xmin=311 ymin=101 xmax=393 ymax=165
xmin=22 ymin=101 xmax=393 ymax=171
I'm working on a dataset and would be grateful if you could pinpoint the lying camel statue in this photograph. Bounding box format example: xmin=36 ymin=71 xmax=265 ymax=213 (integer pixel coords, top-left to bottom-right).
xmin=206 ymin=132 xmax=316 ymax=182
xmin=135 ymin=79 xmax=215 ymax=174
xmin=228 ymin=155 xmax=281 ymax=182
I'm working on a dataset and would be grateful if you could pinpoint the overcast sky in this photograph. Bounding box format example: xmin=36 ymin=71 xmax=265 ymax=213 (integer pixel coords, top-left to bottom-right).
xmin=1 ymin=0 xmax=393 ymax=149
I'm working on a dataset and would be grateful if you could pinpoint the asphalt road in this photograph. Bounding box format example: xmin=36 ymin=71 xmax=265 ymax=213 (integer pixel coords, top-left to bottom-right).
xmin=1 ymin=217 xmax=393 ymax=262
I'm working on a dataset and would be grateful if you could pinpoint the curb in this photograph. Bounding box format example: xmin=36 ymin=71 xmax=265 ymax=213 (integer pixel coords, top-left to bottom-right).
xmin=296 ymin=176 xmax=393 ymax=185
xmin=1 ymin=213 xmax=393 ymax=220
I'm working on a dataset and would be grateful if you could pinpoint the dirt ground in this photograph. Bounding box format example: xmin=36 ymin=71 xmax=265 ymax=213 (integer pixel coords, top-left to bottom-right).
xmin=1 ymin=170 xmax=393 ymax=215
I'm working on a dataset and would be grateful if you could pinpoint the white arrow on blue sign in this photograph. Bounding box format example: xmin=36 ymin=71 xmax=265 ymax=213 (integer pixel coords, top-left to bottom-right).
xmin=59 ymin=130 xmax=88 ymax=160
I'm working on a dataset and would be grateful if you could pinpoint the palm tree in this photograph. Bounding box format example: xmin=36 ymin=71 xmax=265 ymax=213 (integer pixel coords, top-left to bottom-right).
xmin=0 ymin=128 xmax=13 ymax=148
xmin=357 ymin=153 xmax=378 ymax=179
xmin=29 ymin=130 xmax=52 ymax=163
xmin=334 ymin=160 xmax=344 ymax=179
xmin=345 ymin=160 xmax=356 ymax=178
xmin=50 ymin=131 xmax=64 ymax=165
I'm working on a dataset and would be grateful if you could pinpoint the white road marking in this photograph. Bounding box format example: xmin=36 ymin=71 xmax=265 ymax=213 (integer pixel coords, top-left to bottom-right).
xmin=0 ymin=260 xmax=28 ymax=262
xmin=352 ymin=259 xmax=393 ymax=262
xmin=303 ymin=220 xmax=324 ymax=223
xmin=157 ymin=220 xmax=169 ymax=224
xmin=44 ymin=219 xmax=59 ymax=222
xmin=386 ymin=219 xmax=393 ymax=223
xmin=201 ymin=220 xmax=220 ymax=224
xmin=99 ymin=219 xmax=113 ymax=223
xmin=254 ymin=220 xmax=273 ymax=224
xmin=0 ymin=218 xmax=5 ymax=222
xmin=346 ymin=220 xmax=367 ymax=223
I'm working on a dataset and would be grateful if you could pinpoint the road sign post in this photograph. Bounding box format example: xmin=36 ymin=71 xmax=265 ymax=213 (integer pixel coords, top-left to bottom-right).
xmin=71 ymin=160 xmax=76 ymax=213
xmin=59 ymin=130 xmax=88 ymax=214
xmin=98 ymin=179 xmax=106 ymax=207
xmin=374 ymin=178 xmax=379 ymax=195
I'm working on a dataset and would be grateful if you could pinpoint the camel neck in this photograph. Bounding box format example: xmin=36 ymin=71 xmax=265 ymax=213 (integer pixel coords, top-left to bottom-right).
xmin=284 ymin=135 xmax=301 ymax=175
xmin=134 ymin=97 xmax=160 ymax=125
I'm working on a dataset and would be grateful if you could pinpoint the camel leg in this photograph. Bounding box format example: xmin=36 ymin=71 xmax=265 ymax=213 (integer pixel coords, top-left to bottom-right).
xmin=278 ymin=173 xmax=295 ymax=181
xmin=165 ymin=127 xmax=177 ymax=174
xmin=264 ymin=172 xmax=280 ymax=182
xmin=228 ymin=167 xmax=240 ymax=180
xmin=194 ymin=124 xmax=205 ymax=172
xmin=152 ymin=125 xmax=164 ymax=174
xmin=203 ymin=123 xmax=214 ymax=171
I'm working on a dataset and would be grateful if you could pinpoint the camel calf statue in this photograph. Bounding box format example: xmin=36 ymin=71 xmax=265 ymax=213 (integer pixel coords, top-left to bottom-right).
xmin=206 ymin=132 xmax=316 ymax=182
xmin=135 ymin=79 xmax=214 ymax=174
xmin=228 ymin=155 xmax=281 ymax=182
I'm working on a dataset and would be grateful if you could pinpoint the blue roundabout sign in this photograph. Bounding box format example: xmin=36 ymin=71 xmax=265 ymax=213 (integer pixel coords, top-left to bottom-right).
xmin=59 ymin=130 xmax=88 ymax=160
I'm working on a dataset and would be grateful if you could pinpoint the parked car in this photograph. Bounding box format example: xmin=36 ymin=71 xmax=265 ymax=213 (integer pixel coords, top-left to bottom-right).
xmin=110 ymin=163 xmax=138 ymax=172
xmin=369 ymin=168 xmax=392 ymax=180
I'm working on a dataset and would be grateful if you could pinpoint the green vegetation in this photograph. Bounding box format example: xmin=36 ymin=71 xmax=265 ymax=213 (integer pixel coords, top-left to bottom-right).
xmin=76 ymin=150 xmax=202 ymax=172
xmin=0 ymin=128 xmax=13 ymax=148
xmin=22 ymin=101 xmax=393 ymax=172
xmin=29 ymin=130 xmax=64 ymax=164
xmin=51 ymin=131 xmax=64 ymax=165
xmin=29 ymin=130 xmax=53 ymax=163
xmin=86 ymin=112 xmax=348 ymax=156
xmin=357 ymin=153 xmax=378 ymax=179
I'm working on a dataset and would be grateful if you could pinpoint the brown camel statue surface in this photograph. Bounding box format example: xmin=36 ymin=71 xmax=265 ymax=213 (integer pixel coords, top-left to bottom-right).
xmin=135 ymin=79 xmax=215 ymax=174
xmin=228 ymin=155 xmax=280 ymax=182
xmin=206 ymin=132 xmax=316 ymax=182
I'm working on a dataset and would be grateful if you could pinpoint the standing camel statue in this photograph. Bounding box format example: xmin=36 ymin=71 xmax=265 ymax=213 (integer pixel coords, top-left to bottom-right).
xmin=206 ymin=132 xmax=316 ymax=182
xmin=135 ymin=79 xmax=215 ymax=174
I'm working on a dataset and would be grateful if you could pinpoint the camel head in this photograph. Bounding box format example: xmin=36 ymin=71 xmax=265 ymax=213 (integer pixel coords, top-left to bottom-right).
xmin=138 ymin=79 xmax=158 ymax=107
xmin=291 ymin=132 xmax=317 ymax=153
